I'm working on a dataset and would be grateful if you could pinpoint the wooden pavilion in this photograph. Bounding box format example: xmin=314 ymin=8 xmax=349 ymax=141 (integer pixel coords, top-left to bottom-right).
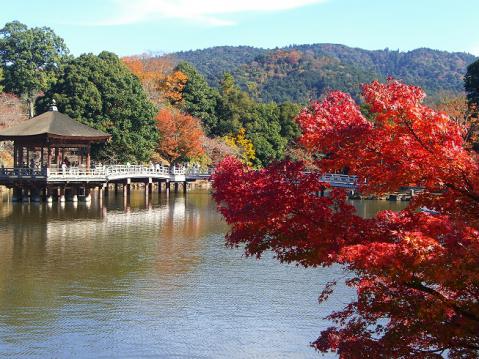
xmin=0 ymin=102 xmax=110 ymax=202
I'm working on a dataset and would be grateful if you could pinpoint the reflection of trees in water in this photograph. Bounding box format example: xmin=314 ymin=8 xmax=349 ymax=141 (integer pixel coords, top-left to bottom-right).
xmin=0 ymin=192 xmax=225 ymax=329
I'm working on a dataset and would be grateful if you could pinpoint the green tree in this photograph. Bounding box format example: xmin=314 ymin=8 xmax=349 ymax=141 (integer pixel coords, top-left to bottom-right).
xmin=465 ymin=59 xmax=479 ymax=112
xmin=37 ymin=52 xmax=157 ymax=163
xmin=246 ymin=103 xmax=287 ymax=167
xmin=175 ymin=62 xmax=219 ymax=135
xmin=0 ymin=21 xmax=69 ymax=117
xmin=215 ymin=73 xmax=255 ymax=136
xmin=278 ymin=102 xmax=301 ymax=143
xmin=215 ymin=73 xmax=292 ymax=166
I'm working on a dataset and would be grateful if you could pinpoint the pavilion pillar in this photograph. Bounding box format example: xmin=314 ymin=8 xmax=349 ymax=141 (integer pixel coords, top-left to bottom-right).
xmin=40 ymin=147 xmax=44 ymax=167
xmin=18 ymin=146 xmax=23 ymax=167
xmin=13 ymin=144 xmax=17 ymax=167
xmin=55 ymin=147 xmax=60 ymax=167
xmin=47 ymin=146 xmax=52 ymax=169
xmin=86 ymin=144 xmax=91 ymax=173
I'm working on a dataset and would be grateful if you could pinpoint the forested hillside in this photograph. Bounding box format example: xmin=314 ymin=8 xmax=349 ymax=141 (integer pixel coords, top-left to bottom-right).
xmin=174 ymin=44 xmax=476 ymax=103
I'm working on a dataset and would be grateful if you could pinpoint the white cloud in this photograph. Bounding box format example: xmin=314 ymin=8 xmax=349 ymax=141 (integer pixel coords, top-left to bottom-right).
xmin=99 ymin=0 xmax=327 ymax=26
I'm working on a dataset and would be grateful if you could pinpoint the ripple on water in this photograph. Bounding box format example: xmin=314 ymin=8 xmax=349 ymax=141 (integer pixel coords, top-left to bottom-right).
xmin=0 ymin=191 xmax=396 ymax=358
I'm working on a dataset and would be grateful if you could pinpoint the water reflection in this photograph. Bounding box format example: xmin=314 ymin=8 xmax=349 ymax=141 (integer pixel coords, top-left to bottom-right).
xmin=0 ymin=192 xmax=404 ymax=358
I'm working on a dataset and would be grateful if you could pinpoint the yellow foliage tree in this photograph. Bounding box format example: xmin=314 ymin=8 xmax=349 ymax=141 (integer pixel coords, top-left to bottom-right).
xmin=223 ymin=128 xmax=256 ymax=167
xmin=158 ymin=70 xmax=188 ymax=105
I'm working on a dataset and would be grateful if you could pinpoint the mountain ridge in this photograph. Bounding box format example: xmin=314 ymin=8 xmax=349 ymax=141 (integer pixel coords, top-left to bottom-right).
xmin=172 ymin=43 xmax=477 ymax=103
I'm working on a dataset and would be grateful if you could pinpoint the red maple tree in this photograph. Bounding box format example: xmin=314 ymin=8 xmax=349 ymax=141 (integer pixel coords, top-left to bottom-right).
xmin=212 ymin=79 xmax=479 ymax=357
xmin=155 ymin=108 xmax=205 ymax=164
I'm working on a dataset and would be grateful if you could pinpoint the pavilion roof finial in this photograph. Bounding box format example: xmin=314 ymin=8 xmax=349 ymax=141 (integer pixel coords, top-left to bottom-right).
xmin=49 ymin=99 xmax=58 ymax=112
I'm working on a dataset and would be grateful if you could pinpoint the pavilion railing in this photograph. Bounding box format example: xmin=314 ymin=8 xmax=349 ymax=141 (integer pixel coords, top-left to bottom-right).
xmin=0 ymin=167 xmax=47 ymax=178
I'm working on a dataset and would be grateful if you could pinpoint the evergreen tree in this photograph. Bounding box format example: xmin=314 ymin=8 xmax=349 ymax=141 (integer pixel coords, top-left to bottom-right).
xmin=37 ymin=52 xmax=157 ymax=163
xmin=0 ymin=21 xmax=69 ymax=117
xmin=175 ymin=62 xmax=219 ymax=135
xmin=465 ymin=59 xmax=479 ymax=112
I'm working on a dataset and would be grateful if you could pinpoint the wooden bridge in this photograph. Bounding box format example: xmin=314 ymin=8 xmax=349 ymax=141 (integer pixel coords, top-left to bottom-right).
xmin=0 ymin=164 xmax=358 ymax=203
xmin=0 ymin=165 xmax=213 ymax=203
xmin=0 ymin=165 xmax=213 ymax=183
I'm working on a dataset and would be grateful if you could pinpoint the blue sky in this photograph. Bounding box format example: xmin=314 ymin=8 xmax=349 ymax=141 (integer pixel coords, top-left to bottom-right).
xmin=1 ymin=0 xmax=478 ymax=56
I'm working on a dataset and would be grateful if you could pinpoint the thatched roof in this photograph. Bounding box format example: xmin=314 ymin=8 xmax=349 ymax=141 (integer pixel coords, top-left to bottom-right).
xmin=0 ymin=110 xmax=110 ymax=143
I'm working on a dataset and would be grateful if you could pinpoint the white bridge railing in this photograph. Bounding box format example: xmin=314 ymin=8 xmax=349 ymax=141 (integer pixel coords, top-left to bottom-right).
xmin=0 ymin=165 xmax=356 ymax=187
xmin=320 ymin=173 xmax=358 ymax=189
xmin=0 ymin=165 xmax=213 ymax=182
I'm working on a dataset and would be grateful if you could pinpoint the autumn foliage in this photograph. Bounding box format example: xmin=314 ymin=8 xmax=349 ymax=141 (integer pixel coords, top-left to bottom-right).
xmin=212 ymin=79 xmax=479 ymax=357
xmin=122 ymin=55 xmax=187 ymax=106
xmin=155 ymin=108 xmax=204 ymax=164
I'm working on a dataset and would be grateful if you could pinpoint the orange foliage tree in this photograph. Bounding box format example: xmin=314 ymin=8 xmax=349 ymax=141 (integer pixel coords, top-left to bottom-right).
xmin=213 ymin=79 xmax=479 ymax=357
xmin=122 ymin=55 xmax=187 ymax=106
xmin=155 ymin=108 xmax=205 ymax=164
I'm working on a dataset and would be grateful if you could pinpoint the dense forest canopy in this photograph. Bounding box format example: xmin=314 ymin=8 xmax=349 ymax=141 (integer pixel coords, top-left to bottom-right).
xmin=0 ymin=20 xmax=477 ymax=168
xmin=174 ymin=44 xmax=476 ymax=103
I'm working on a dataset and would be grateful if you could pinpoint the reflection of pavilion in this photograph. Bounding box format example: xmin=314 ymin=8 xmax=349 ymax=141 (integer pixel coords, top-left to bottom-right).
xmin=0 ymin=194 xmax=223 ymax=326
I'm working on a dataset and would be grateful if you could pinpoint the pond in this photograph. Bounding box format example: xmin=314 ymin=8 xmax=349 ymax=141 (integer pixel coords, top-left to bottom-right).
xmin=0 ymin=191 xmax=406 ymax=358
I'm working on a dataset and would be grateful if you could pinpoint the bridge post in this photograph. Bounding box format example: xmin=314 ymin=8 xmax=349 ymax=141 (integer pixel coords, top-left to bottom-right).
xmin=46 ymin=187 xmax=54 ymax=203
xmin=12 ymin=187 xmax=22 ymax=202
xmin=31 ymin=187 xmax=41 ymax=203
xmin=114 ymin=183 xmax=118 ymax=195
xmin=165 ymin=181 xmax=170 ymax=196
xmin=183 ymin=181 xmax=187 ymax=194
xmin=71 ymin=186 xmax=79 ymax=203
xmin=21 ymin=187 xmax=30 ymax=202
xmin=59 ymin=187 xmax=66 ymax=203
xmin=123 ymin=178 xmax=131 ymax=203
xmin=84 ymin=187 xmax=92 ymax=203
xmin=157 ymin=181 xmax=162 ymax=199
xmin=144 ymin=182 xmax=149 ymax=204
xmin=148 ymin=178 xmax=153 ymax=195
xmin=174 ymin=182 xmax=179 ymax=193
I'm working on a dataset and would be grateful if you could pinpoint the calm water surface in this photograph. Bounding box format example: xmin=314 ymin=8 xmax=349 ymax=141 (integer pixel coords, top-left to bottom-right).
xmin=0 ymin=191 xmax=406 ymax=358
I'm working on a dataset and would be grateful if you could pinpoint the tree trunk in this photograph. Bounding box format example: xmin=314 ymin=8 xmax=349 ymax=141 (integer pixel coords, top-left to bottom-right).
xmin=27 ymin=97 xmax=34 ymax=118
